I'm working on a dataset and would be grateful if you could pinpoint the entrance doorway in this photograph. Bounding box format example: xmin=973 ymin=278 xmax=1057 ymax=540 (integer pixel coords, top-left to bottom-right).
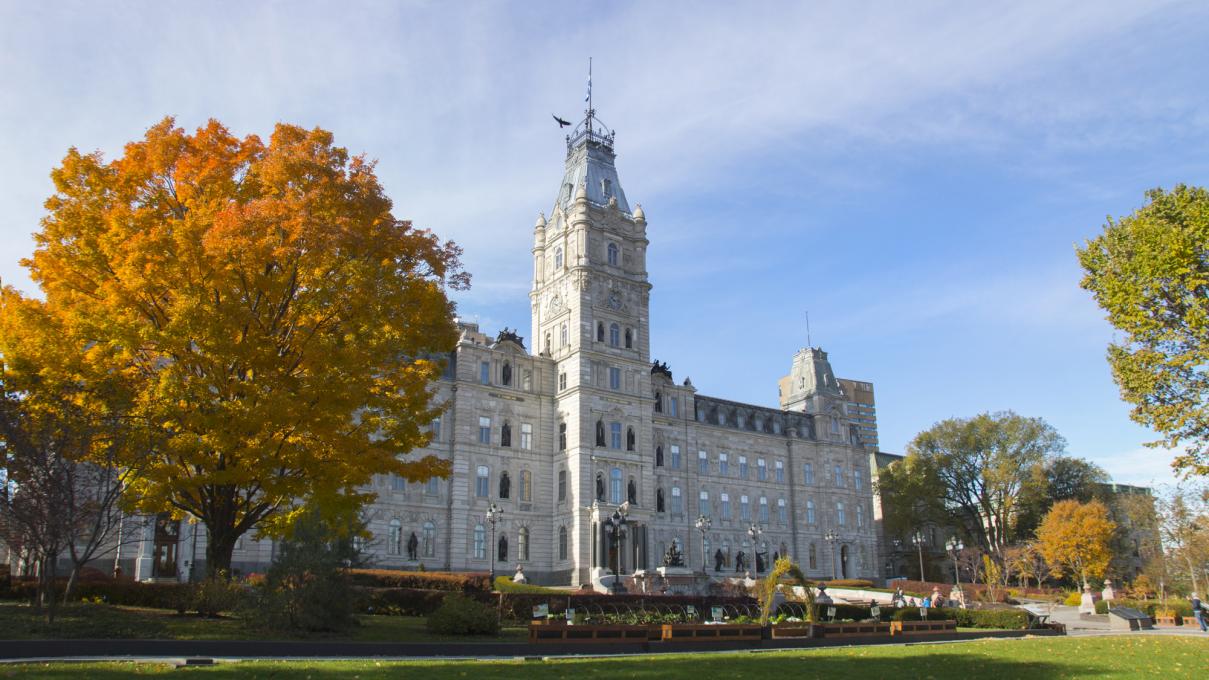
xmin=151 ymin=514 xmax=180 ymax=579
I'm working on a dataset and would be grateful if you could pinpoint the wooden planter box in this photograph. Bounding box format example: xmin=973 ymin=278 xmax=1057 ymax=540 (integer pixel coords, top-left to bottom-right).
xmin=816 ymin=621 xmax=892 ymax=637
xmin=770 ymin=624 xmax=818 ymax=639
xmin=1153 ymin=615 xmax=1182 ymax=627
xmin=889 ymin=620 xmax=957 ymax=636
xmin=529 ymin=623 xmax=657 ymax=643
xmin=659 ymin=623 xmax=764 ymax=642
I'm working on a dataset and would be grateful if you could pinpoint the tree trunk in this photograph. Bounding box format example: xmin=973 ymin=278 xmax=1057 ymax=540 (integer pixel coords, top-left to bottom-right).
xmin=40 ymin=557 xmax=59 ymax=624
xmin=205 ymin=523 xmax=238 ymax=580
xmin=62 ymin=565 xmax=80 ymax=604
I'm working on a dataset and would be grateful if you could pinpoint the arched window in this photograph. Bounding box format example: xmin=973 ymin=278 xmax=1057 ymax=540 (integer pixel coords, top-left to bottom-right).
xmin=609 ymin=323 xmax=620 ymax=346
xmin=610 ymin=467 xmax=623 ymax=504
xmin=388 ymin=518 xmax=402 ymax=555
xmin=654 ymin=391 xmax=662 ymax=413
xmin=626 ymin=427 xmax=635 ymax=451
xmin=518 ymin=527 xmax=530 ymax=561
xmin=500 ymin=421 xmax=511 ymax=447
xmin=624 ymin=328 xmax=632 ymax=349
xmin=597 ymin=322 xmax=605 ymax=342
xmin=422 ymin=521 xmax=435 ymax=557
xmin=498 ymin=534 xmax=508 ymax=562
xmin=656 ymin=488 xmax=665 ymax=512
xmin=473 ymin=524 xmax=486 ymax=559
xmin=554 ymin=246 xmax=563 ymax=269
xmin=607 ymin=242 xmax=619 ymax=266
xmin=671 ymin=486 xmax=682 ymax=513
xmin=498 ymin=471 xmax=511 ymax=499
xmin=501 ymin=362 xmax=512 ymax=386
xmin=655 ymin=446 xmax=664 ymax=467
xmin=520 ymin=470 xmax=532 ymax=502
xmin=558 ymin=526 xmax=568 ymax=560
xmin=595 ymin=420 xmax=606 ymax=447
xmin=627 ymin=478 xmax=637 ymax=504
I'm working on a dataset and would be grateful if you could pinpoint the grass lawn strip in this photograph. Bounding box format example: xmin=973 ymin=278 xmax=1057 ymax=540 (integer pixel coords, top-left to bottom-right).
xmin=2 ymin=636 xmax=1206 ymax=679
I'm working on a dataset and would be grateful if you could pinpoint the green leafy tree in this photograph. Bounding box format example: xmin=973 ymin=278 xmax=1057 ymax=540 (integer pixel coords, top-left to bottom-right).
xmin=903 ymin=411 xmax=1066 ymax=561
xmin=1077 ymin=185 xmax=1209 ymax=476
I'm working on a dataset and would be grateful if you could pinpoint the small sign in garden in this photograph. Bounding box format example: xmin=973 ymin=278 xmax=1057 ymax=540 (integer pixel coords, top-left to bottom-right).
xmin=532 ymin=604 xmax=549 ymax=619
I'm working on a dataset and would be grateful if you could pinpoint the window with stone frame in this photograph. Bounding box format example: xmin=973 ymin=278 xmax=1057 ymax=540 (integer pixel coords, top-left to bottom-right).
xmin=473 ymin=524 xmax=486 ymax=559
xmin=558 ymin=526 xmax=568 ymax=560
xmin=671 ymin=486 xmax=682 ymax=513
xmin=475 ymin=465 xmax=489 ymax=497
xmin=558 ymin=469 xmax=566 ymax=501
xmin=478 ymin=416 xmax=491 ymax=444
xmin=610 ymin=422 xmax=622 ymax=449
xmin=520 ymin=423 xmax=532 ymax=450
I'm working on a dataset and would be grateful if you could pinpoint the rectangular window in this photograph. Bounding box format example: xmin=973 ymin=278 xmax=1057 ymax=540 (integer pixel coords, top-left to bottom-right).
xmin=804 ymin=463 xmax=815 ymax=485
xmin=777 ymin=498 xmax=787 ymax=524
xmin=392 ymin=475 xmax=405 ymax=491
xmin=559 ymin=372 xmax=567 ymax=390
xmin=718 ymin=453 xmax=729 ymax=476
xmin=670 ymin=397 xmax=678 ymax=417
xmin=522 ymin=370 xmax=532 ymax=391
xmin=431 ymin=417 xmax=441 ymax=442
xmin=757 ymin=458 xmax=767 ymax=481
xmin=670 ymin=445 xmax=681 ymax=469
xmin=857 ymin=504 xmax=864 ymax=528
xmin=478 ymin=416 xmax=491 ymax=445
xmin=426 ymin=477 xmax=439 ymax=495
xmin=759 ymin=497 xmax=769 ymax=523
xmin=853 ymin=469 xmax=863 ymax=491
xmin=775 ymin=460 xmax=784 ymax=483
xmin=609 ymin=366 xmax=621 ymax=390
xmin=698 ymin=491 xmax=709 ymax=517
xmin=807 ymin=501 xmax=816 ymax=525
xmin=698 ymin=451 xmax=709 ymax=475
xmin=740 ymin=495 xmax=750 ymax=521
xmin=480 ymin=361 xmax=490 ymax=385
xmin=739 ymin=456 xmax=748 ymax=479
xmin=558 ymin=470 xmax=567 ymax=501
xmin=671 ymin=487 xmax=683 ymax=514
xmin=837 ymin=502 xmax=846 ymax=526
xmin=520 ymin=423 xmax=532 ymax=450
xmin=475 ymin=466 xmax=489 ymax=497
xmin=610 ymin=422 xmax=622 ymax=449
xmin=720 ymin=493 xmax=731 ymax=519
xmin=834 ymin=465 xmax=844 ymax=487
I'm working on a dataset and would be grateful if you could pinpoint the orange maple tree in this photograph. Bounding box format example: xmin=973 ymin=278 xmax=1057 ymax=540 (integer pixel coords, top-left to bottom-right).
xmin=24 ymin=118 xmax=467 ymax=576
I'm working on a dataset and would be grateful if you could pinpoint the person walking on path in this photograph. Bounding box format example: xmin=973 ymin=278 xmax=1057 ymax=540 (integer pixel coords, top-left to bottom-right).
xmin=1192 ymin=593 xmax=1207 ymax=632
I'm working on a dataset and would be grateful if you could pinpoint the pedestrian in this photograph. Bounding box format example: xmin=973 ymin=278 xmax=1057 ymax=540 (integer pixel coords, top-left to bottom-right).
xmin=1193 ymin=592 xmax=1207 ymax=632
xmin=922 ymin=596 xmax=931 ymax=608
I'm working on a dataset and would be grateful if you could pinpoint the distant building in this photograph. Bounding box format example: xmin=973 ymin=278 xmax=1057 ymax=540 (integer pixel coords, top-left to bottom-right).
xmin=837 ymin=379 xmax=878 ymax=452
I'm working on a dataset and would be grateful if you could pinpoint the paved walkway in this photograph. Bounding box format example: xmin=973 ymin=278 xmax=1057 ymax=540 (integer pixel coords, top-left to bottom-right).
xmin=1035 ymin=603 xmax=1208 ymax=637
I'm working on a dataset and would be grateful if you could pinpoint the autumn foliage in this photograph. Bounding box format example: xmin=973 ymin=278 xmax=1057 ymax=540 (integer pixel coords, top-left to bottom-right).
xmin=16 ymin=117 xmax=466 ymax=576
xmin=1036 ymin=499 xmax=1117 ymax=586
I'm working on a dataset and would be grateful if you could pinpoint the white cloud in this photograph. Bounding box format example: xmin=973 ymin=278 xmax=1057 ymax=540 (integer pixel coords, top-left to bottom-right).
xmin=1091 ymin=444 xmax=1187 ymax=488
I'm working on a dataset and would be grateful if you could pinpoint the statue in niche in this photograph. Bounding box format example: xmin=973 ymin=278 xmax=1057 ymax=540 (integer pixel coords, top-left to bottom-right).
xmin=627 ymin=479 xmax=637 ymax=505
xmin=596 ymin=473 xmax=605 ymax=502
xmin=501 ymin=362 xmax=512 ymax=386
xmin=595 ymin=420 xmax=606 ymax=446
xmin=499 ymin=472 xmax=511 ymax=499
xmin=406 ymin=532 xmax=419 ymax=560
xmin=714 ymin=549 xmax=725 ymax=573
xmin=735 ymin=551 xmax=747 ymax=573
xmin=662 ymin=542 xmax=685 ymax=568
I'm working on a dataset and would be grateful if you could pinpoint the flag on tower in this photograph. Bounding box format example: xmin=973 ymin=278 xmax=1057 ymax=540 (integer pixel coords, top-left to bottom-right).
xmin=585 ymin=72 xmax=591 ymax=103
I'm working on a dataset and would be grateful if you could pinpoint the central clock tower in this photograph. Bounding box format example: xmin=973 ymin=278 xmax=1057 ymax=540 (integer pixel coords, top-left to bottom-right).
xmin=530 ymin=106 xmax=654 ymax=585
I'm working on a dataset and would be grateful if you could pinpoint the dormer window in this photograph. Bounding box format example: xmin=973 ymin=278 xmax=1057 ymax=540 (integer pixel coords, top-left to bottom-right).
xmin=607 ymin=243 xmax=619 ymax=267
xmin=601 ymin=178 xmax=612 ymax=198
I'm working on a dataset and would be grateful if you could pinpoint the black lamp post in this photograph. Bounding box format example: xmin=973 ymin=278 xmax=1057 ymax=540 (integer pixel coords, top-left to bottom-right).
xmin=485 ymin=503 xmax=502 ymax=584
xmin=748 ymin=523 xmax=763 ymax=580
xmin=605 ymin=506 xmax=629 ymax=594
xmin=695 ymin=514 xmax=711 ymax=573
xmin=912 ymin=531 xmax=927 ymax=581
xmin=824 ymin=529 xmax=841 ymax=579
xmin=946 ymin=537 xmax=964 ymax=586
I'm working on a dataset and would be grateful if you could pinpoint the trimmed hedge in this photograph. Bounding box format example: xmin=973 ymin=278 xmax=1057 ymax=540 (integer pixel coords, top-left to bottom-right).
xmin=891 ymin=606 xmax=1030 ymax=629
xmin=1094 ymin=598 xmax=1193 ymax=617
xmin=1 ymin=578 xmax=197 ymax=611
xmin=820 ymin=579 xmax=876 ymax=589
xmin=346 ymin=569 xmax=490 ymax=592
xmin=360 ymin=587 xmax=466 ymax=616
xmin=493 ymin=576 xmax=562 ymax=594
xmin=496 ymin=592 xmax=755 ymax=622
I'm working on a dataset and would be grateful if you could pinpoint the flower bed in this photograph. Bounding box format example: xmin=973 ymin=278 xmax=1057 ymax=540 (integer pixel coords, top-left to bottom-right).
xmin=769 ymin=624 xmax=817 ymax=639
xmin=889 ymin=619 xmax=957 ymax=635
xmin=529 ymin=622 xmax=656 ymax=643
xmin=814 ymin=621 xmax=893 ymax=637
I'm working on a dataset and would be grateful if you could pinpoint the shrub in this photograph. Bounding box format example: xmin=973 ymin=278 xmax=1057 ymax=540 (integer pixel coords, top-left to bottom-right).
xmin=347 ymin=569 xmax=490 ymax=592
xmin=1064 ymin=591 xmax=1083 ymax=606
xmin=193 ymin=577 xmax=247 ymax=617
xmin=822 ymin=579 xmax=875 ymax=589
xmin=243 ymin=509 xmax=362 ymax=633
xmin=426 ymin=592 xmax=500 ymax=635
xmin=891 ymin=606 xmax=1029 ymax=629
xmin=361 ymin=587 xmax=453 ymax=616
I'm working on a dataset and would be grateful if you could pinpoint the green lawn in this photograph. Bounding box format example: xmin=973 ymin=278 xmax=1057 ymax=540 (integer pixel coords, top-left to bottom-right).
xmin=3 ymin=636 xmax=1208 ymax=678
xmin=0 ymin=602 xmax=526 ymax=642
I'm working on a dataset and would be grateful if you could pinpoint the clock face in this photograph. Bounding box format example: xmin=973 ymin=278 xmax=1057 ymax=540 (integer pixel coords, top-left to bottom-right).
xmin=608 ymin=292 xmax=622 ymax=310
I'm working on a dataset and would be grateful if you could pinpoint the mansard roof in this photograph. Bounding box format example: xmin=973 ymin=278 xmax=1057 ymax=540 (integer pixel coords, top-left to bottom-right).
xmin=554 ymin=110 xmax=630 ymax=214
xmin=693 ymin=394 xmax=817 ymax=440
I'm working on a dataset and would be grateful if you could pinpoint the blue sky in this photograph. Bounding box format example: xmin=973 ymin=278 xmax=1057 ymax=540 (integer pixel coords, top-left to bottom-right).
xmin=2 ymin=1 xmax=1206 ymax=486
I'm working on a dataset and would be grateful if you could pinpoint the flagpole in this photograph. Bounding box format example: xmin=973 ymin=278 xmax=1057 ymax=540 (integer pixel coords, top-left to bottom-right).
xmin=587 ymin=57 xmax=593 ymax=130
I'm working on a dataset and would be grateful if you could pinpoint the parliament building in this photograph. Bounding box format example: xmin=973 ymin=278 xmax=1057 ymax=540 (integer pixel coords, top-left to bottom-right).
xmin=126 ymin=106 xmax=882 ymax=588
